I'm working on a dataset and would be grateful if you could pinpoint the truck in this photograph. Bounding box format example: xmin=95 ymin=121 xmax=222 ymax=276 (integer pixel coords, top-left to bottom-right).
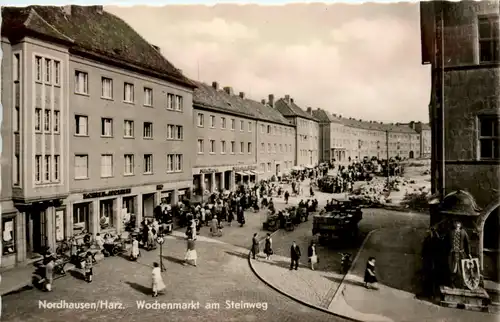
xmin=312 ymin=200 xmax=363 ymax=245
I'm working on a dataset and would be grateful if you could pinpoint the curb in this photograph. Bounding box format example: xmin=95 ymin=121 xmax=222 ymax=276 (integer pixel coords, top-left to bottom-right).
xmin=247 ymin=229 xmax=363 ymax=322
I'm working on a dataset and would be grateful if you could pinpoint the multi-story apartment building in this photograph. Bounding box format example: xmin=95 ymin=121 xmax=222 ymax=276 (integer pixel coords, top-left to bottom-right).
xmin=1 ymin=5 xmax=195 ymax=268
xmin=420 ymin=0 xmax=499 ymax=281
xmin=314 ymin=109 xmax=422 ymax=162
xmin=274 ymin=96 xmax=320 ymax=167
xmin=192 ymin=82 xmax=295 ymax=197
xmin=406 ymin=121 xmax=432 ymax=158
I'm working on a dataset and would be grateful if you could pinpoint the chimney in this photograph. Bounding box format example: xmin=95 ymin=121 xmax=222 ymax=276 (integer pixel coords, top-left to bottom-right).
xmin=307 ymin=107 xmax=312 ymax=115
xmin=268 ymin=94 xmax=274 ymax=108
xmin=223 ymin=86 xmax=233 ymax=96
xmin=151 ymin=45 xmax=160 ymax=53
xmin=177 ymin=69 xmax=183 ymax=75
xmin=261 ymin=99 xmax=266 ymax=105
xmin=339 ymin=115 xmax=342 ymax=118
xmin=333 ymin=113 xmax=337 ymax=117
xmin=63 ymin=5 xmax=72 ymax=15
xmin=212 ymin=82 xmax=219 ymax=90
xmin=92 ymin=5 xmax=104 ymax=14
xmin=239 ymin=92 xmax=245 ymax=99
xmin=291 ymin=98 xmax=294 ymax=104
xmin=285 ymin=95 xmax=290 ymax=103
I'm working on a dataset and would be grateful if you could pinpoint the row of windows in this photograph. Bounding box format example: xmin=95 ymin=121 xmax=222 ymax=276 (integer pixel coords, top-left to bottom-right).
xmin=74 ymin=115 xmax=183 ymax=140
xmin=34 ymin=56 xmax=61 ymax=85
xmin=74 ymin=71 xmax=184 ymax=110
xmin=197 ymin=113 xmax=253 ymax=132
xmin=260 ymin=124 xmax=294 ymax=136
xmin=258 ymin=161 xmax=294 ymax=173
xmin=34 ymin=155 xmax=60 ymax=184
xmin=74 ymin=153 xmax=183 ymax=179
xmin=34 ymin=109 xmax=60 ymax=133
xmin=197 ymin=139 xmax=252 ymax=155
xmin=260 ymin=143 xmax=292 ymax=154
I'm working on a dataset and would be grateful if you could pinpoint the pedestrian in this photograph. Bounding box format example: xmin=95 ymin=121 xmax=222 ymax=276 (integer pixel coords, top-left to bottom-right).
xmin=290 ymin=241 xmax=301 ymax=270
xmin=251 ymin=233 xmax=259 ymax=260
xmin=308 ymin=241 xmax=318 ymax=271
xmin=184 ymin=237 xmax=197 ymax=267
xmin=211 ymin=215 xmax=219 ymax=237
xmin=151 ymin=262 xmax=165 ymax=297
xmin=284 ymin=191 xmax=290 ymax=204
xmin=44 ymin=254 xmax=55 ymax=291
xmin=84 ymin=252 xmax=93 ymax=283
xmin=364 ymin=257 xmax=378 ymax=289
xmin=264 ymin=233 xmax=273 ymax=260
xmin=190 ymin=218 xmax=197 ymax=240
xmin=130 ymin=237 xmax=139 ymax=261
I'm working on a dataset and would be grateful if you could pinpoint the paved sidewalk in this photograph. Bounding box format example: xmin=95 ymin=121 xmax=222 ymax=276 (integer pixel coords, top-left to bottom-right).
xmin=249 ymin=226 xmax=499 ymax=322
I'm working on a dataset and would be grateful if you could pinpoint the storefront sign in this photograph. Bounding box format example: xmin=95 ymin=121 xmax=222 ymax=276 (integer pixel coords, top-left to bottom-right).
xmin=83 ymin=188 xmax=131 ymax=200
xmin=55 ymin=210 xmax=65 ymax=241
xmin=200 ymin=168 xmax=217 ymax=174
xmin=156 ymin=185 xmax=163 ymax=190
xmin=233 ymin=165 xmax=256 ymax=172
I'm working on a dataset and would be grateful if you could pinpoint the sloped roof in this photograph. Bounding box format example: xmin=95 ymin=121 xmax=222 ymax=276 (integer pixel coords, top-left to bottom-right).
xmin=275 ymin=98 xmax=319 ymax=122
xmin=193 ymin=82 xmax=293 ymax=127
xmin=311 ymin=109 xmax=342 ymax=124
xmin=421 ymin=123 xmax=431 ymax=130
xmin=1 ymin=6 xmax=195 ymax=88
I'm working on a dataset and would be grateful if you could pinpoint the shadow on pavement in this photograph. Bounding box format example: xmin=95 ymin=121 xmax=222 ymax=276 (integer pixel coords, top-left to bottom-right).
xmin=125 ymin=281 xmax=151 ymax=295
xmin=255 ymin=258 xmax=295 ymax=270
xmin=69 ymin=270 xmax=86 ymax=281
xmin=162 ymin=255 xmax=185 ymax=265
xmin=323 ymin=275 xmax=365 ymax=288
xmin=224 ymin=250 xmax=248 ymax=259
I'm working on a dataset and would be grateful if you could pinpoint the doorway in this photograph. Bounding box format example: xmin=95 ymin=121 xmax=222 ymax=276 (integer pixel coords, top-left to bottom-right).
xmin=142 ymin=193 xmax=156 ymax=219
xmin=483 ymin=206 xmax=499 ymax=282
xmin=409 ymin=151 xmax=414 ymax=159
xmin=26 ymin=207 xmax=47 ymax=258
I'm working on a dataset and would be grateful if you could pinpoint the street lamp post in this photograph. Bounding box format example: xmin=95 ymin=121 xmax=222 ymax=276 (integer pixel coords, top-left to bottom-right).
xmin=156 ymin=235 xmax=166 ymax=272
xmin=386 ymin=130 xmax=390 ymax=190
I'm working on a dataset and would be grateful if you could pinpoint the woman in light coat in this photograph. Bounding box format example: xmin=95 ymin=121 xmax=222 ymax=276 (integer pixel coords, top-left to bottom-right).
xmin=151 ymin=262 xmax=165 ymax=297
xmin=130 ymin=237 xmax=139 ymax=261
xmin=184 ymin=237 xmax=197 ymax=267
xmin=45 ymin=255 xmax=55 ymax=291
xmin=211 ymin=215 xmax=220 ymax=237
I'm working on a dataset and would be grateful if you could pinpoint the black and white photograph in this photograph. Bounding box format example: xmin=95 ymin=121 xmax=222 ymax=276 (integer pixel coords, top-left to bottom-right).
xmin=0 ymin=1 xmax=499 ymax=322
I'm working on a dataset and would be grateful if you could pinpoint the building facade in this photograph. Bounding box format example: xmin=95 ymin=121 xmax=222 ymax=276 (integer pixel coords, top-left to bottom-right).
xmin=314 ymin=109 xmax=422 ymax=163
xmin=192 ymin=82 xmax=295 ymax=198
xmin=420 ymin=0 xmax=499 ymax=281
xmin=1 ymin=5 xmax=195 ymax=268
xmin=274 ymin=96 xmax=320 ymax=167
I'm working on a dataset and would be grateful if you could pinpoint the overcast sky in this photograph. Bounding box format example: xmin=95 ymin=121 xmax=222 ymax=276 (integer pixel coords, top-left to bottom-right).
xmin=107 ymin=3 xmax=431 ymax=123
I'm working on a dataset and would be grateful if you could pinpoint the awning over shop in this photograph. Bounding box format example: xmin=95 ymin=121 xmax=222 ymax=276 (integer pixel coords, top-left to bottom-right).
xmin=292 ymin=166 xmax=304 ymax=171
xmin=305 ymin=165 xmax=314 ymax=169
xmin=243 ymin=171 xmax=253 ymax=176
xmin=250 ymin=170 xmax=264 ymax=175
xmin=235 ymin=172 xmax=246 ymax=176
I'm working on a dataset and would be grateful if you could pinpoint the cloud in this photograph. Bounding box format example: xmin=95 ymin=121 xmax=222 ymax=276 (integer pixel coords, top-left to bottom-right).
xmin=107 ymin=4 xmax=430 ymax=123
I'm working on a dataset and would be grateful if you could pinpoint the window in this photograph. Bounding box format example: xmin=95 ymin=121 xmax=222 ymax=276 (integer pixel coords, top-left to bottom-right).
xmin=231 ymin=119 xmax=235 ymax=130
xmin=231 ymin=141 xmax=235 ymax=153
xmin=35 ymin=56 xmax=42 ymax=81
xmin=44 ymin=155 xmax=51 ymax=182
xmin=274 ymin=143 xmax=277 ymax=153
xmin=74 ymin=155 xmax=88 ymax=179
xmin=54 ymin=61 xmax=60 ymax=85
xmin=166 ymin=154 xmax=182 ymax=172
xmin=144 ymin=154 xmax=153 ymax=174
xmin=478 ymin=15 xmax=499 ymax=63
xmin=75 ymin=71 xmax=88 ymax=94
xmin=267 ymin=162 xmax=271 ymax=172
xmin=240 ymin=142 xmax=244 ymax=154
xmin=261 ymin=124 xmax=265 ymax=133
xmin=143 ymin=122 xmax=153 ymax=139
xmin=210 ymin=115 xmax=215 ymax=128
xmin=75 ymin=115 xmax=88 ymax=136
xmin=240 ymin=120 xmax=244 ymax=131
xmin=167 ymin=124 xmax=174 ymax=139
xmin=13 ymin=154 xmax=20 ymax=185
xmin=221 ymin=141 xmax=226 ymax=154
xmin=260 ymin=143 xmax=265 ymax=152
xmin=44 ymin=109 xmax=51 ymax=132
xmin=221 ymin=117 xmax=227 ymax=129
xmin=3 ymin=217 xmax=16 ymax=255
xmin=73 ymin=203 xmax=89 ymax=234
xmin=13 ymin=53 xmax=20 ymax=82
xmin=175 ymin=95 xmax=183 ymax=111
xmin=101 ymin=118 xmax=113 ymax=137
xmin=280 ymin=144 xmax=283 ymax=152
xmin=197 ymin=113 xmax=204 ymax=127
xmin=101 ymin=77 xmax=113 ymax=99
xmin=267 ymin=125 xmax=271 ymax=134
xmin=124 ymin=82 xmax=134 ymax=102
xmin=478 ymin=115 xmax=499 ymax=160
xmin=100 ymin=154 xmax=113 ymax=178
xmin=124 ymin=154 xmax=134 ymax=175
xmin=198 ymin=139 xmax=204 ymax=154
xmin=54 ymin=155 xmax=60 ymax=182
xmin=35 ymin=155 xmax=42 ymax=183
xmin=248 ymin=142 xmax=252 ymax=154
xmin=210 ymin=140 xmax=215 ymax=153
xmin=176 ymin=126 xmax=183 ymax=140
xmin=35 ymin=108 xmax=42 ymax=131
xmin=248 ymin=121 xmax=252 ymax=132
xmin=167 ymin=93 xmax=174 ymax=109
xmin=100 ymin=199 xmax=114 ymax=230
xmin=45 ymin=59 xmax=51 ymax=83
xmin=144 ymin=87 xmax=153 ymax=106
xmin=268 ymin=143 xmax=271 ymax=153
xmin=124 ymin=120 xmax=134 ymax=137
xmin=53 ymin=110 xmax=60 ymax=133
xmin=13 ymin=107 xmax=19 ymax=132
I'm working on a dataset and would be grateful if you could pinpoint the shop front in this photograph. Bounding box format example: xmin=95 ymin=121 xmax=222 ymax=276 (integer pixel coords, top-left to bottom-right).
xmin=233 ymin=165 xmax=257 ymax=185
xmin=193 ymin=166 xmax=237 ymax=195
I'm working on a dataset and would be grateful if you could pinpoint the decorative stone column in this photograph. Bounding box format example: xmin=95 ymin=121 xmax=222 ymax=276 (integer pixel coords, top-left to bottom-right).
xmin=115 ymin=197 xmax=123 ymax=234
xmin=220 ymin=173 xmax=225 ymax=191
xmin=211 ymin=172 xmax=216 ymax=192
xmin=45 ymin=206 xmax=55 ymax=251
xmin=135 ymin=194 xmax=143 ymax=229
xmin=90 ymin=200 xmax=99 ymax=235
xmin=200 ymin=173 xmax=205 ymax=194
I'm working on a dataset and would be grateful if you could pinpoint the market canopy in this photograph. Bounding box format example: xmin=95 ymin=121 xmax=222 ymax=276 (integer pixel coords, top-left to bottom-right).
xmin=292 ymin=166 xmax=304 ymax=171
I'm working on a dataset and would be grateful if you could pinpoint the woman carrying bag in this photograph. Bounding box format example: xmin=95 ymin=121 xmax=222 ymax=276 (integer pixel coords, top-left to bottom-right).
xmin=264 ymin=233 xmax=273 ymax=260
xmin=308 ymin=241 xmax=318 ymax=271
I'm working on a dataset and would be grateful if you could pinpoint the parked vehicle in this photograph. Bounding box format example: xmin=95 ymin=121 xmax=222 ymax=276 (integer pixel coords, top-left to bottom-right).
xmin=312 ymin=206 xmax=362 ymax=245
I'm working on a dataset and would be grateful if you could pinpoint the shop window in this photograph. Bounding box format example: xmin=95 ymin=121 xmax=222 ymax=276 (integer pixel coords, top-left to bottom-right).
xmin=2 ymin=216 xmax=16 ymax=255
xmin=100 ymin=199 xmax=114 ymax=230
xmin=73 ymin=203 xmax=89 ymax=234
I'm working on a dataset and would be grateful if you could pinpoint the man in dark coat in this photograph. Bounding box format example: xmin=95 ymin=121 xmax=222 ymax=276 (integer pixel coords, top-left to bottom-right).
xmin=290 ymin=241 xmax=301 ymax=270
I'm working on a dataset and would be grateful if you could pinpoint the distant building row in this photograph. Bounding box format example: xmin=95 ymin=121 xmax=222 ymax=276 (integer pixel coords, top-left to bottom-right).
xmin=0 ymin=5 xmax=429 ymax=268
